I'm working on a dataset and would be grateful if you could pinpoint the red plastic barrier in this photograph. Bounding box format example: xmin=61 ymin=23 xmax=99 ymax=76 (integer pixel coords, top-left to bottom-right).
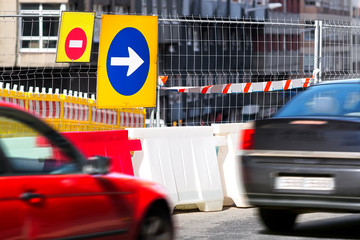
xmin=62 ymin=130 xmax=141 ymax=175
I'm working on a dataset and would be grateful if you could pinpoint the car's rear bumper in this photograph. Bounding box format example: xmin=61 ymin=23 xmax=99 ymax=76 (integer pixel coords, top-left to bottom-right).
xmin=242 ymin=153 xmax=360 ymax=212
xmin=247 ymin=193 xmax=360 ymax=212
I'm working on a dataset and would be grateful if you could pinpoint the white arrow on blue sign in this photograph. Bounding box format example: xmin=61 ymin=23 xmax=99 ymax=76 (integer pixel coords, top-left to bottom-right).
xmin=110 ymin=47 xmax=144 ymax=77
xmin=106 ymin=27 xmax=150 ymax=96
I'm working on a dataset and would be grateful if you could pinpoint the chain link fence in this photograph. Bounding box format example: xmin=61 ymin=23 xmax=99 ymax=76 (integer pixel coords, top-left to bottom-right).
xmin=0 ymin=10 xmax=358 ymax=127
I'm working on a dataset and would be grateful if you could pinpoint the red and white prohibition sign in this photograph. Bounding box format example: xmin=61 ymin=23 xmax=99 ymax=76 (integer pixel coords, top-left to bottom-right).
xmin=65 ymin=28 xmax=87 ymax=60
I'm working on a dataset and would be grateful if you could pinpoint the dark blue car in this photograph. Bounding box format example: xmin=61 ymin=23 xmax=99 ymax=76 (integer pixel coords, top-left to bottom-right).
xmin=241 ymin=79 xmax=360 ymax=231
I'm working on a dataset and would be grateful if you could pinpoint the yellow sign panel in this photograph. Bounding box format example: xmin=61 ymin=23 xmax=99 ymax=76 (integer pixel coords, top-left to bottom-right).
xmin=56 ymin=12 xmax=95 ymax=63
xmin=96 ymin=15 xmax=158 ymax=108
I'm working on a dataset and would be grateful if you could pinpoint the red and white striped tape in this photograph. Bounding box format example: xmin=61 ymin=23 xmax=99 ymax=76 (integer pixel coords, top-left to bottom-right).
xmin=161 ymin=78 xmax=312 ymax=94
xmin=158 ymin=76 xmax=168 ymax=86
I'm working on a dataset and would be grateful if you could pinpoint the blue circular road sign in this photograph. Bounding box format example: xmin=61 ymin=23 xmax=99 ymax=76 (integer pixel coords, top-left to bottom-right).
xmin=106 ymin=27 xmax=150 ymax=96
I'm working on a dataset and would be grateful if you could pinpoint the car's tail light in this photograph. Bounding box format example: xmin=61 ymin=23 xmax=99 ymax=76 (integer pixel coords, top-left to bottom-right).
xmin=240 ymin=128 xmax=255 ymax=150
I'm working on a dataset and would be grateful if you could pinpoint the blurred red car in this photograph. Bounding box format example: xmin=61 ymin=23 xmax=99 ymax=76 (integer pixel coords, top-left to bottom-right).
xmin=0 ymin=102 xmax=173 ymax=239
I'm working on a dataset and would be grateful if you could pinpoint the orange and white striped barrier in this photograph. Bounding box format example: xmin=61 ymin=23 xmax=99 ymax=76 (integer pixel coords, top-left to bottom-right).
xmin=161 ymin=77 xmax=312 ymax=94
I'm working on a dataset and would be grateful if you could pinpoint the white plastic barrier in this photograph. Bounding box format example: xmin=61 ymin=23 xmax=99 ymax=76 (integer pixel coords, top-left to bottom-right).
xmin=212 ymin=123 xmax=252 ymax=208
xmin=127 ymin=126 xmax=224 ymax=212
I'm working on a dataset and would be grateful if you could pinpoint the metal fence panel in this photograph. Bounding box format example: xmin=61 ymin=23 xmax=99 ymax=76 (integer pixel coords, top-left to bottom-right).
xmin=158 ymin=17 xmax=316 ymax=126
xmin=322 ymin=20 xmax=360 ymax=81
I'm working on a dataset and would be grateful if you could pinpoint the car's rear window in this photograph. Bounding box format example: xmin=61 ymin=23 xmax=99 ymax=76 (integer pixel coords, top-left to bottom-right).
xmin=276 ymin=83 xmax=360 ymax=118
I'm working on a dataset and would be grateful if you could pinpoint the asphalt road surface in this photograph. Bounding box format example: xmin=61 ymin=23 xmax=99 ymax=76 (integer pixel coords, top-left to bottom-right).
xmin=173 ymin=207 xmax=360 ymax=240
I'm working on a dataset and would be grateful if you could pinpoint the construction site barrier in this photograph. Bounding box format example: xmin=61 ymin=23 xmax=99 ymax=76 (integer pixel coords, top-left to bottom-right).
xmin=63 ymin=130 xmax=141 ymax=175
xmin=0 ymin=83 xmax=145 ymax=132
xmin=127 ymin=126 xmax=225 ymax=212
xmin=161 ymin=77 xmax=312 ymax=94
xmin=212 ymin=123 xmax=252 ymax=208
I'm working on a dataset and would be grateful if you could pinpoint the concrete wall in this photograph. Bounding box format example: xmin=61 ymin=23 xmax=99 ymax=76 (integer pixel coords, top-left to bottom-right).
xmin=0 ymin=0 xmax=17 ymax=67
xmin=0 ymin=0 xmax=69 ymax=67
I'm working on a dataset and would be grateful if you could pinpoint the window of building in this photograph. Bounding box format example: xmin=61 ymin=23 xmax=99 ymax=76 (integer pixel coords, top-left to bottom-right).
xmin=68 ymin=3 xmax=77 ymax=11
xmin=343 ymin=0 xmax=350 ymax=11
xmin=19 ymin=3 xmax=66 ymax=52
xmin=152 ymin=0 xmax=158 ymax=15
xmin=187 ymin=27 xmax=193 ymax=46
xmin=305 ymin=0 xmax=320 ymax=7
xmin=92 ymin=3 xmax=110 ymax=43
xmin=93 ymin=4 xmax=109 ymax=14
xmin=141 ymin=0 xmax=147 ymax=14
xmin=353 ymin=7 xmax=357 ymax=18
xmin=171 ymin=2 xmax=177 ymax=16
xmin=203 ymin=29 xmax=208 ymax=52
xmin=161 ymin=0 xmax=168 ymax=16
xmin=329 ymin=0 xmax=340 ymax=10
xmin=304 ymin=0 xmax=316 ymax=6
xmin=231 ymin=31 xmax=238 ymax=51
xmin=114 ymin=5 xmax=129 ymax=14
xmin=304 ymin=28 xmax=315 ymax=41
xmin=193 ymin=27 xmax=200 ymax=52
xmin=303 ymin=54 xmax=314 ymax=71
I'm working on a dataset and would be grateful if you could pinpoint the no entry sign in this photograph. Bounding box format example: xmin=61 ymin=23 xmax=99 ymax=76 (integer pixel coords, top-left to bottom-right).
xmin=56 ymin=12 xmax=94 ymax=63
xmin=64 ymin=28 xmax=87 ymax=60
